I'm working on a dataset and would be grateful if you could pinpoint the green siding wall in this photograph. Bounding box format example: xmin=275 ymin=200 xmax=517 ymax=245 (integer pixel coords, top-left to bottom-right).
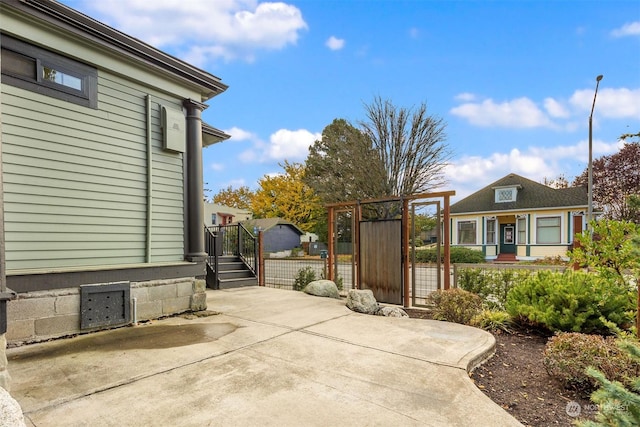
xmin=2 ymin=69 xmax=185 ymax=270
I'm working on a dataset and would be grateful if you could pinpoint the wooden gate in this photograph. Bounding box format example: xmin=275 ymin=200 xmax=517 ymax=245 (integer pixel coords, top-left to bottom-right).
xmin=359 ymin=220 xmax=402 ymax=304
xmin=326 ymin=191 xmax=455 ymax=308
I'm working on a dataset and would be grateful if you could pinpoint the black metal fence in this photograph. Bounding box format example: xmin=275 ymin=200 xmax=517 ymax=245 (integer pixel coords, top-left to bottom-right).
xmin=262 ymin=258 xmax=441 ymax=303
xmin=263 ymin=258 xmax=354 ymax=292
xmin=261 ymin=259 xmax=570 ymax=306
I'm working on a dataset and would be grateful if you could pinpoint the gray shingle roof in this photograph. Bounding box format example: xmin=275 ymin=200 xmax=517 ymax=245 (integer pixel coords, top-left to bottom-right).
xmin=450 ymin=174 xmax=588 ymax=214
xmin=240 ymin=218 xmax=304 ymax=235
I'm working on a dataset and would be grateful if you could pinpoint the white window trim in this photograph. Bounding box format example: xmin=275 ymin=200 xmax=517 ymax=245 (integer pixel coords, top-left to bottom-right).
xmin=534 ymin=214 xmax=563 ymax=245
xmin=516 ymin=215 xmax=527 ymax=245
xmin=485 ymin=217 xmax=497 ymax=245
xmin=457 ymin=220 xmax=477 ymax=245
xmin=494 ymin=187 xmax=518 ymax=203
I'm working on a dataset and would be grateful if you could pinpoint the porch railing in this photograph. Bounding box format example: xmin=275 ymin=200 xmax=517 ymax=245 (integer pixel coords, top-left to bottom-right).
xmin=205 ymin=224 xmax=257 ymax=275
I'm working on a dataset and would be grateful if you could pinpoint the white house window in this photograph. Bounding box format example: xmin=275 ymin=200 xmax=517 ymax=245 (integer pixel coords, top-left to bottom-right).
xmin=495 ymin=187 xmax=518 ymax=203
xmin=486 ymin=219 xmax=496 ymax=244
xmin=458 ymin=221 xmax=476 ymax=244
xmin=211 ymin=214 xmax=217 ymax=225
xmin=517 ymin=217 xmax=527 ymax=244
xmin=536 ymin=216 xmax=561 ymax=244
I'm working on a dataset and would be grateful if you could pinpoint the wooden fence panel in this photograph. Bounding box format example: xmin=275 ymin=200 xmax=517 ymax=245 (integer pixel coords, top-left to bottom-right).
xmin=359 ymin=220 xmax=402 ymax=304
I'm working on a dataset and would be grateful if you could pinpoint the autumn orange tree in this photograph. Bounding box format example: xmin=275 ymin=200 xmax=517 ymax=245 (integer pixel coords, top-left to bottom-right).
xmin=212 ymin=185 xmax=254 ymax=210
xmin=252 ymin=161 xmax=324 ymax=233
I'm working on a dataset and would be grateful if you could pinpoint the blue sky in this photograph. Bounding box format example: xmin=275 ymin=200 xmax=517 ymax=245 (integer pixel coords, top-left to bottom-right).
xmin=61 ymin=0 xmax=640 ymax=201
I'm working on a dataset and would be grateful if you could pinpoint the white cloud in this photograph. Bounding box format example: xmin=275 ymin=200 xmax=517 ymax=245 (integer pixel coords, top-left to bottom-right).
xmin=442 ymin=139 xmax=622 ymax=201
xmin=225 ymin=126 xmax=257 ymax=141
xmin=569 ymin=87 xmax=640 ymax=119
xmin=452 ymin=86 xmax=640 ymax=130
xmin=236 ymin=127 xmax=320 ymax=163
xmin=326 ymin=36 xmax=345 ymax=51
xmin=266 ymin=129 xmax=321 ymax=161
xmin=454 ymin=92 xmax=476 ymax=102
xmin=77 ymin=0 xmax=308 ymax=64
xmin=450 ymin=97 xmax=553 ymax=128
xmin=611 ymin=21 xmax=640 ymax=37
xmin=544 ymin=97 xmax=570 ymax=119
xmin=210 ymin=163 xmax=225 ymax=171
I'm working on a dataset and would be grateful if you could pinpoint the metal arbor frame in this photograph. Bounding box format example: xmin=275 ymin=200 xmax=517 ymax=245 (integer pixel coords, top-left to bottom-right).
xmin=326 ymin=190 xmax=455 ymax=307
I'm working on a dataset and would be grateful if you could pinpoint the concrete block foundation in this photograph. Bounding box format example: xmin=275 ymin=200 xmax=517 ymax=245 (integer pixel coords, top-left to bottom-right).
xmin=6 ymin=277 xmax=207 ymax=345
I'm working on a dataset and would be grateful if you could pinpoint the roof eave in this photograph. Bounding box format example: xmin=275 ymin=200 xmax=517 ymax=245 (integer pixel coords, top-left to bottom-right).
xmin=202 ymin=122 xmax=231 ymax=147
xmin=450 ymin=204 xmax=589 ymax=216
xmin=11 ymin=0 xmax=228 ymax=100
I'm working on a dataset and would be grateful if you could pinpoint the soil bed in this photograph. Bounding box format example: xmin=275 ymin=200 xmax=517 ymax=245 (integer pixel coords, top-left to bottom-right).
xmin=404 ymin=308 xmax=597 ymax=426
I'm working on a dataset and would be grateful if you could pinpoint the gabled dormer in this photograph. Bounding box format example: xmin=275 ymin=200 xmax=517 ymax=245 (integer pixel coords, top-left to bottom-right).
xmin=493 ymin=184 xmax=522 ymax=203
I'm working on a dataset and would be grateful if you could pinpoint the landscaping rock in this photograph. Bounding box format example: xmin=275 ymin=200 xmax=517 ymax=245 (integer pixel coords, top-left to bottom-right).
xmin=346 ymin=289 xmax=379 ymax=314
xmin=0 ymin=387 xmax=25 ymax=427
xmin=376 ymin=306 xmax=409 ymax=318
xmin=303 ymin=280 xmax=340 ymax=299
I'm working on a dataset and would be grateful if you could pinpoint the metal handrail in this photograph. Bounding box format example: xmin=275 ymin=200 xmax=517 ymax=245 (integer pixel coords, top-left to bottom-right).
xmin=204 ymin=223 xmax=258 ymax=275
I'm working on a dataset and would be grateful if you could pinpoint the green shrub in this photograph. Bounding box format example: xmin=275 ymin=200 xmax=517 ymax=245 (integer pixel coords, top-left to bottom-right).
xmin=505 ymin=270 xmax=635 ymax=334
xmin=450 ymin=247 xmax=486 ymax=263
xmin=414 ymin=248 xmax=438 ymax=263
xmin=293 ymin=266 xmax=317 ymax=291
xmin=543 ymin=333 xmax=640 ymax=395
xmin=288 ymin=247 xmax=304 ymax=258
xmin=470 ymin=309 xmax=512 ymax=332
xmin=579 ymin=340 xmax=640 ymax=427
xmin=414 ymin=247 xmax=485 ymax=264
xmin=426 ymin=288 xmax=482 ymax=325
xmin=527 ymin=255 xmax=569 ymax=266
xmin=458 ymin=267 xmax=532 ymax=310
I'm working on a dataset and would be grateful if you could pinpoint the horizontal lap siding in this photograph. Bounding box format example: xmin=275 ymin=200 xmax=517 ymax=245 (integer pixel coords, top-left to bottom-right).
xmin=147 ymin=98 xmax=184 ymax=262
xmin=2 ymin=70 xmax=185 ymax=270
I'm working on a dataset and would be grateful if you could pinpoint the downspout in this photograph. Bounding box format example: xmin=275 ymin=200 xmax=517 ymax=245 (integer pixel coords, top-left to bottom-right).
xmin=145 ymin=95 xmax=152 ymax=263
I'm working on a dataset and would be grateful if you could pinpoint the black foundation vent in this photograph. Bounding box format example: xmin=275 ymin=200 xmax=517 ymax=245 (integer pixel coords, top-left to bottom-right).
xmin=80 ymin=282 xmax=131 ymax=329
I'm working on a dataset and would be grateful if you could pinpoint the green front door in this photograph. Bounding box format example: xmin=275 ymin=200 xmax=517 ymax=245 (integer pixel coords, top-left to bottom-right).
xmin=500 ymin=224 xmax=516 ymax=254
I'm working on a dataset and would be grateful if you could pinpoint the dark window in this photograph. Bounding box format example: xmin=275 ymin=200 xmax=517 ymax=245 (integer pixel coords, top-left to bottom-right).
xmin=458 ymin=220 xmax=476 ymax=245
xmin=1 ymin=34 xmax=97 ymax=108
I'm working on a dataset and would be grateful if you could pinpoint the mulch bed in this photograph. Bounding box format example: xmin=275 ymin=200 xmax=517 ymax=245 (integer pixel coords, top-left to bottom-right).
xmin=404 ymin=309 xmax=598 ymax=426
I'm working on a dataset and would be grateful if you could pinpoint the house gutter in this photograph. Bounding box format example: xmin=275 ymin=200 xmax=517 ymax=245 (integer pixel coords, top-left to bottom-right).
xmin=450 ymin=205 xmax=589 ymax=216
xmin=16 ymin=0 xmax=228 ymax=100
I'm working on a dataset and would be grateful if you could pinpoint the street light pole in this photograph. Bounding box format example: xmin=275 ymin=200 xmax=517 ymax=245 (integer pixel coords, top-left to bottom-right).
xmin=587 ymin=74 xmax=603 ymax=230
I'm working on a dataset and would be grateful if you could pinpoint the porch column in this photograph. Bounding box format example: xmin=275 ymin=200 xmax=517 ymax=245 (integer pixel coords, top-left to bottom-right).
xmin=183 ymin=99 xmax=208 ymax=262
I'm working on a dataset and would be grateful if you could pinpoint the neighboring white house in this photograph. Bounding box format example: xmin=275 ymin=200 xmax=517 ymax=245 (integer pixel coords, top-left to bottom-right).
xmin=300 ymin=232 xmax=318 ymax=244
xmin=204 ymin=203 xmax=252 ymax=226
xmin=450 ymin=173 xmax=588 ymax=261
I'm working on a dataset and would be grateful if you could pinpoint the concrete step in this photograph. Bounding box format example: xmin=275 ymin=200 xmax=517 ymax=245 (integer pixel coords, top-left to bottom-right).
xmin=218 ymin=261 xmax=247 ymax=271
xmin=494 ymin=254 xmax=518 ymax=263
xmin=218 ymin=270 xmax=255 ymax=280
xmin=218 ymin=277 xmax=258 ymax=289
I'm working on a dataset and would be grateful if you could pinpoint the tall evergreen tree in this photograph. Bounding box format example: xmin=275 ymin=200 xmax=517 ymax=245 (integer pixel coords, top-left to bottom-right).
xmin=304 ymin=118 xmax=387 ymax=203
